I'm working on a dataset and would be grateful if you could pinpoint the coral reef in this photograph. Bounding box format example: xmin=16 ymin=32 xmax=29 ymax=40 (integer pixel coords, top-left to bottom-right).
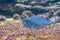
xmin=0 ymin=0 xmax=60 ymax=16
xmin=0 ymin=0 xmax=60 ymax=40
xmin=0 ymin=20 xmax=60 ymax=40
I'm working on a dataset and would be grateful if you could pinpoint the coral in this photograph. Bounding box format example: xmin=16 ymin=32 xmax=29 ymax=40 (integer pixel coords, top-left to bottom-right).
xmin=0 ymin=20 xmax=60 ymax=40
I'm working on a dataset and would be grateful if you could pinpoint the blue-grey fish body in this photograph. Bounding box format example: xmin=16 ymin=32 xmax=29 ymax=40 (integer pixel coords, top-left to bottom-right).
xmin=22 ymin=16 xmax=50 ymax=29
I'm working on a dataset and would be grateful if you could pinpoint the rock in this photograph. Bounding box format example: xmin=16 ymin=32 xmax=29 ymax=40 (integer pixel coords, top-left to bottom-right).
xmin=13 ymin=13 xmax=20 ymax=20
xmin=0 ymin=15 xmax=6 ymax=21
xmin=38 ymin=14 xmax=49 ymax=19
xmin=20 ymin=10 xmax=34 ymax=19
xmin=49 ymin=16 xmax=60 ymax=27
xmin=53 ymin=9 xmax=60 ymax=16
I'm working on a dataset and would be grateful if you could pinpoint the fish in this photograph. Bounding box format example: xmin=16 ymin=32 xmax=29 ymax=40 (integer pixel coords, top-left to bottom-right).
xmin=22 ymin=16 xmax=50 ymax=29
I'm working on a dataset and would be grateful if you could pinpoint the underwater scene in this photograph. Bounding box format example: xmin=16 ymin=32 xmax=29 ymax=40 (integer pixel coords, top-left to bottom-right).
xmin=0 ymin=0 xmax=60 ymax=40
